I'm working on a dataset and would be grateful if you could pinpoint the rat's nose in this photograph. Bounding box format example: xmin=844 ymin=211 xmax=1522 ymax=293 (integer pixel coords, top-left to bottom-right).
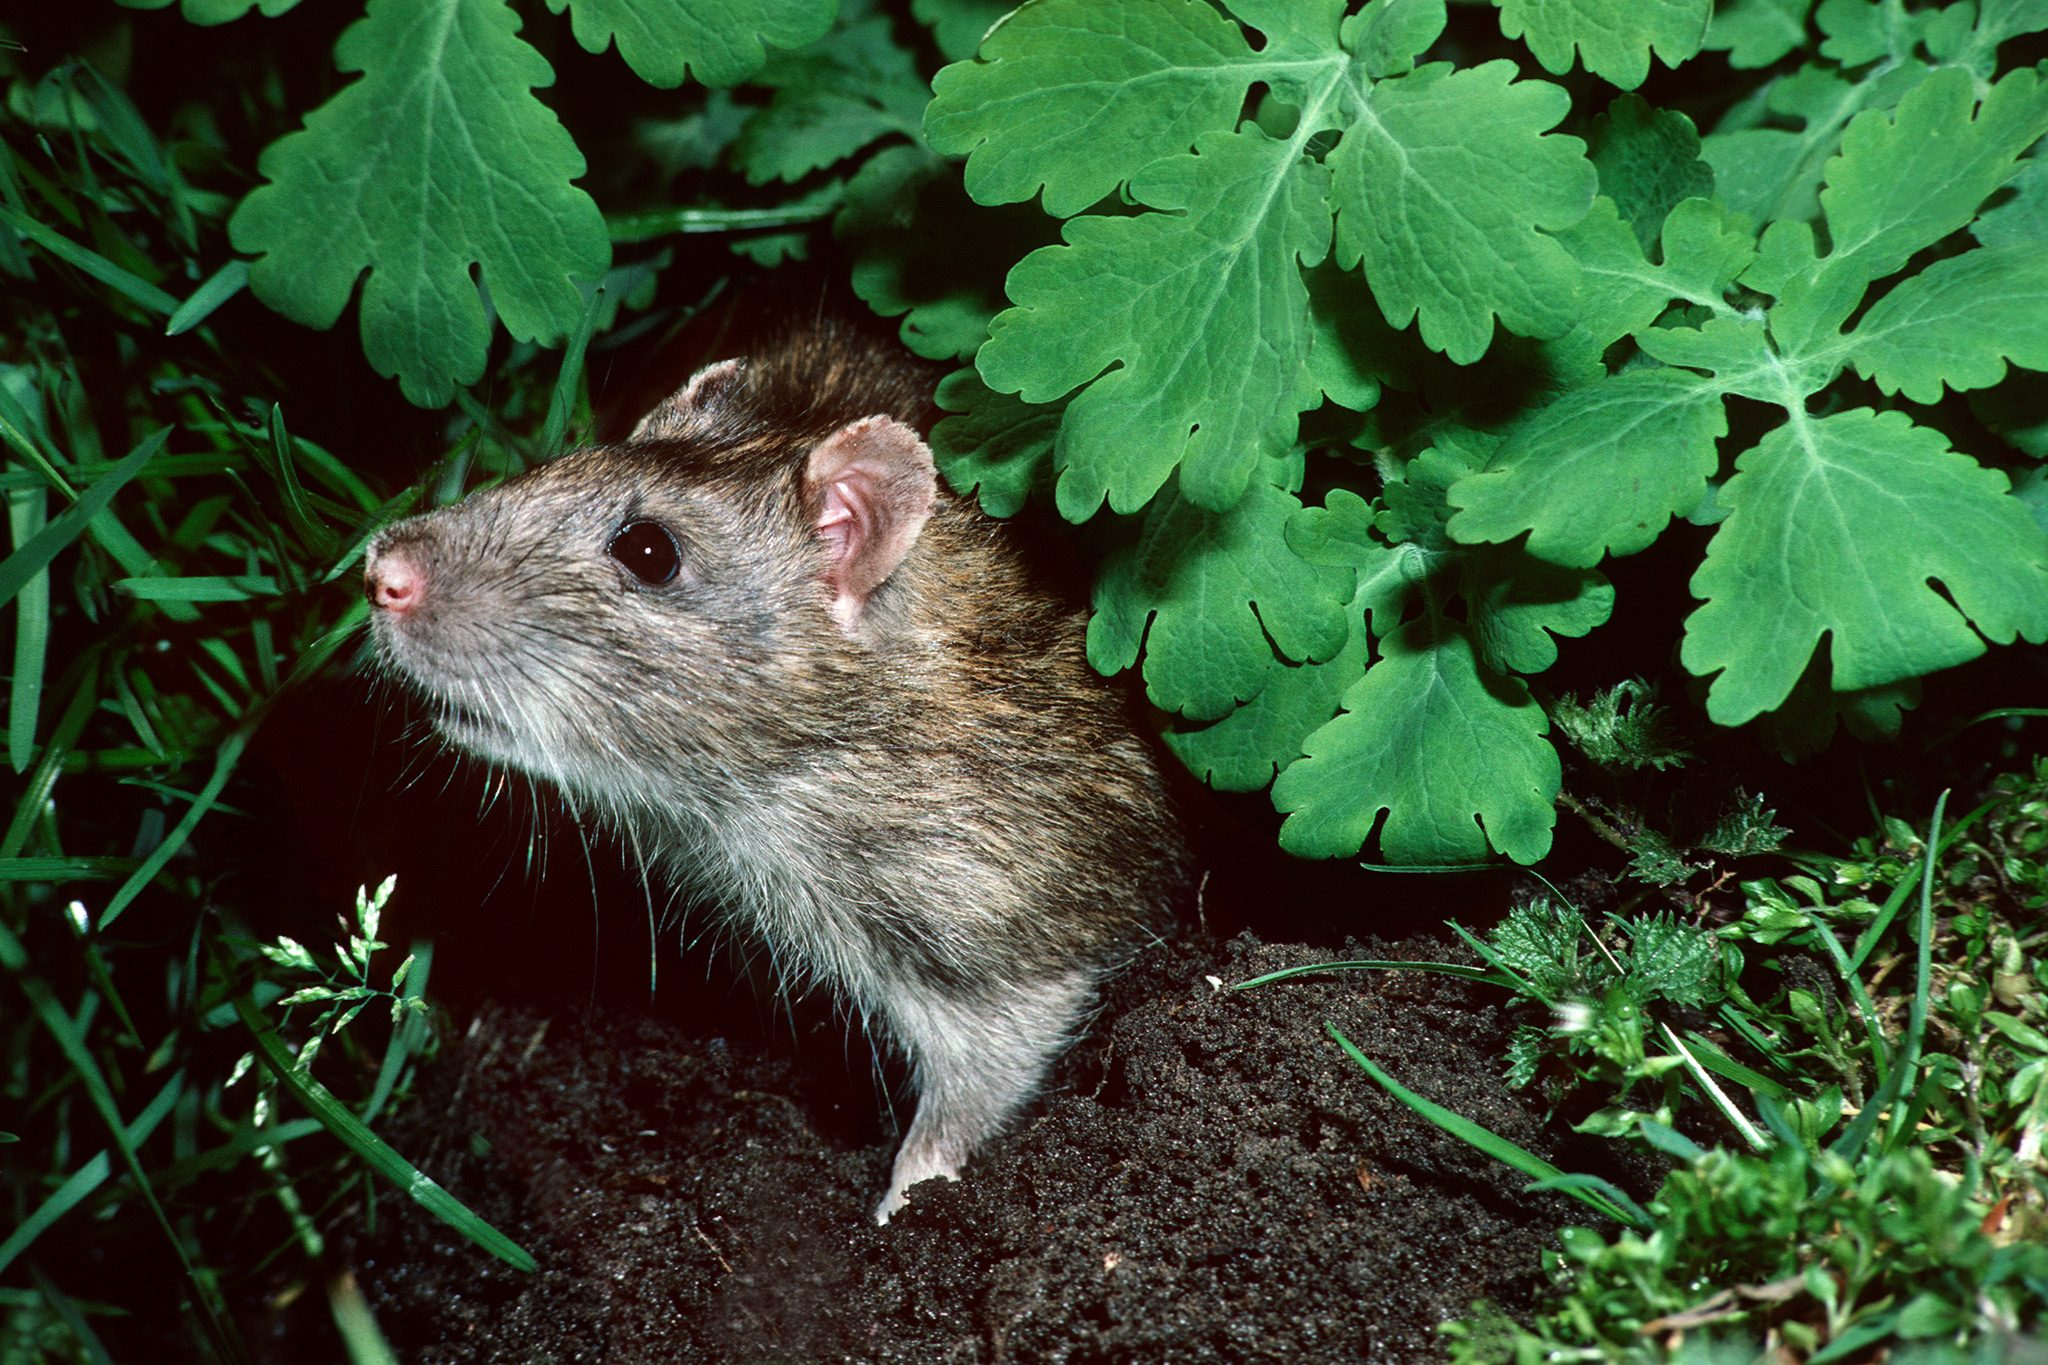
xmin=365 ymin=548 xmax=425 ymax=615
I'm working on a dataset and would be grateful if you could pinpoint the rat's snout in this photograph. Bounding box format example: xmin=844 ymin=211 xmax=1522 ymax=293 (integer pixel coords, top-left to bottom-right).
xmin=364 ymin=539 xmax=426 ymax=616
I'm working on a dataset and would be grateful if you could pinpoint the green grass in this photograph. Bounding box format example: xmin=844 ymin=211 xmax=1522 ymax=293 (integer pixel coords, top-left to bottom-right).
xmin=1269 ymin=762 xmax=2048 ymax=1360
xmin=0 ymin=37 xmax=560 ymax=1360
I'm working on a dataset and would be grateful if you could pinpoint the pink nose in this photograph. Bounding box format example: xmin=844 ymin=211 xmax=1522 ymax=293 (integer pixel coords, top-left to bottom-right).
xmin=366 ymin=550 xmax=424 ymax=614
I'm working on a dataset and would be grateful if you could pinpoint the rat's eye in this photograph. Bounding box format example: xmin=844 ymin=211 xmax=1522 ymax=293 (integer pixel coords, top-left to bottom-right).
xmin=609 ymin=520 xmax=681 ymax=585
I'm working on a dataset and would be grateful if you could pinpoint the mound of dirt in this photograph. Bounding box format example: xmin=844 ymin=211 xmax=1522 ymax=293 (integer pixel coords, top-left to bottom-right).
xmin=346 ymin=930 xmax=1578 ymax=1363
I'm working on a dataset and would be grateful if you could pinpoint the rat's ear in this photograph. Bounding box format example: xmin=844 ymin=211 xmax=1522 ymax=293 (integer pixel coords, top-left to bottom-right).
xmin=630 ymin=358 xmax=747 ymax=440
xmin=804 ymin=416 xmax=937 ymax=632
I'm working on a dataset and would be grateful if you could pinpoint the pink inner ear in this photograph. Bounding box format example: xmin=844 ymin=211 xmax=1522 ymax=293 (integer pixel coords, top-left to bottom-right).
xmin=806 ymin=416 xmax=936 ymax=631
xmin=815 ymin=476 xmax=867 ymax=560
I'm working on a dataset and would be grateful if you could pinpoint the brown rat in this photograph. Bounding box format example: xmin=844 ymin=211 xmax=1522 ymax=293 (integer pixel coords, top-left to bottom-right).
xmin=363 ymin=319 xmax=1190 ymax=1221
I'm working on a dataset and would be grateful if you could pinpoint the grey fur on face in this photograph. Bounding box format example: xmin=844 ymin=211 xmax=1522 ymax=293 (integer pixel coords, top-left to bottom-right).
xmin=365 ymin=320 xmax=1189 ymax=1222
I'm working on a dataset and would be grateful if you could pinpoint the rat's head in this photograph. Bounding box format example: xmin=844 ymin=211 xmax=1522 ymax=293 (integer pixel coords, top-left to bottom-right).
xmin=364 ymin=345 xmax=938 ymax=809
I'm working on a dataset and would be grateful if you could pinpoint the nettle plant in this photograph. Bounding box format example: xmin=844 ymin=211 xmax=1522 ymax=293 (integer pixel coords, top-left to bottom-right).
xmin=199 ymin=0 xmax=2046 ymax=866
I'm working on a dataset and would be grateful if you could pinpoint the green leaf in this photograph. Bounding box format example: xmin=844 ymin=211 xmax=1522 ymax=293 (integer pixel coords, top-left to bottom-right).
xmin=928 ymin=369 xmax=1058 ymax=518
xmin=1344 ymin=0 xmax=1448 ymax=80
xmin=1088 ymin=478 xmax=1352 ymax=722
xmin=1303 ymin=262 xmax=1401 ymax=412
xmin=1586 ymin=95 xmax=1715 ymax=248
xmin=979 ymin=130 xmax=1331 ymax=518
xmin=1683 ymin=409 xmax=2048 ymax=725
xmin=229 ymin=0 xmax=612 ymax=407
xmin=1702 ymin=64 xmax=1927 ymax=226
xmin=1465 ymin=548 xmax=1615 ymax=675
xmin=1973 ymin=147 xmax=2048 ymax=248
xmin=1446 ymin=367 xmax=1729 ymax=567
xmin=1273 ymin=622 xmax=1559 ymax=863
xmin=1625 ymin=914 xmax=1718 ymax=1006
xmin=1847 ymin=245 xmax=2048 ymax=403
xmin=1637 ymin=315 xmax=1805 ymax=405
xmin=1814 ymin=0 xmax=1920 ymax=65
xmin=924 ymin=0 xmax=1267 ymax=218
xmin=1818 ymin=66 xmax=2048 ymax=289
xmin=1542 ymin=196 xmax=1746 ymax=375
xmin=730 ymin=17 xmax=924 ymax=183
xmin=116 ymin=0 xmax=302 ymax=21
xmin=1496 ymin=0 xmax=1710 ymax=90
xmin=838 ymin=144 xmax=1045 ymax=362
xmin=911 ymin=0 xmax=1013 ymax=61
xmin=541 ymin=0 xmax=834 ymax=88
xmin=1701 ymin=0 xmax=1811 ymax=68
xmin=1328 ymin=61 xmax=1595 ymax=363
xmin=1166 ymin=555 xmax=1394 ymax=790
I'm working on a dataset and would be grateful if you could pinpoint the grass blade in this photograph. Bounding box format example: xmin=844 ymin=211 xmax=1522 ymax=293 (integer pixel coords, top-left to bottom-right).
xmin=98 ymin=728 xmax=246 ymax=930
xmin=0 ymin=857 xmax=137 ymax=881
xmin=0 ymin=375 xmax=76 ymax=500
xmin=2 ymin=656 xmax=102 ymax=858
xmin=328 ymin=1270 xmax=400 ymax=1365
xmin=1661 ymin=1023 xmax=1769 ymax=1153
xmin=262 ymin=404 xmax=336 ymax=556
xmin=9 ymin=484 xmax=48 ymax=771
xmin=229 ymin=990 xmax=536 ymax=1272
xmin=537 ymin=285 xmax=604 ymax=456
xmin=0 ymin=429 xmax=167 ymax=608
xmin=1234 ymin=959 xmax=1516 ymax=991
xmin=0 ymin=204 xmax=179 ymax=315
xmin=1324 ymin=1022 xmax=1650 ymax=1228
xmin=1521 ymin=1172 xmax=1651 ymax=1226
xmin=1678 ymin=1030 xmax=1789 ymax=1101
xmin=113 ymin=574 xmax=281 ymax=602
xmin=1355 ymin=861 xmax=1505 ymax=874
xmin=165 ymin=259 xmax=248 ymax=335
xmin=0 ymin=1072 xmax=184 ymax=1276
xmin=1807 ymin=917 xmax=1891 ymax=1090
xmin=606 ymin=200 xmax=841 ymax=244
xmin=1845 ymin=793 xmax=1996 ymax=972
xmin=362 ymin=938 xmax=432 ymax=1124
xmin=1831 ymin=790 xmax=1947 ymax=1166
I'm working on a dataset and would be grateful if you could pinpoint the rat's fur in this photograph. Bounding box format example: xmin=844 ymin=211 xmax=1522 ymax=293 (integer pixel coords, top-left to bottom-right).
xmin=365 ymin=322 xmax=1188 ymax=1220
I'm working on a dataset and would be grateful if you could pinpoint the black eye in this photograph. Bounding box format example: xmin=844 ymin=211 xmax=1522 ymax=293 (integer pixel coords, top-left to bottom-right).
xmin=609 ymin=520 xmax=681 ymax=585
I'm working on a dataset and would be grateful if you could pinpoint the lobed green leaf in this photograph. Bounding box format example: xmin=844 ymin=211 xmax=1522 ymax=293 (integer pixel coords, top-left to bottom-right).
xmin=1447 ymin=367 xmax=1728 ymax=567
xmin=1496 ymin=0 xmax=1711 ymax=91
xmin=1683 ymin=410 xmax=2048 ymax=725
xmin=1328 ymin=61 xmax=1595 ymax=364
xmin=542 ymin=0 xmax=834 ymax=89
xmin=924 ymin=0 xmax=1270 ymax=218
xmin=1818 ymin=66 xmax=2048 ymax=290
xmin=1088 ymin=477 xmax=1352 ymax=722
xmin=1273 ymin=622 xmax=1559 ymax=864
xmin=229 ymin=0 xmax=611 ymax=407
xmin=979 ymin=131 xmax=1331 ymax=519
xmin=1847 ymin=245 xmax=2048 ymax=404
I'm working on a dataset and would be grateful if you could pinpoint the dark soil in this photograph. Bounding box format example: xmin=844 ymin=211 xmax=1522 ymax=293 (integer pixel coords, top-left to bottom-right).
xmin=341 ymin=928 xmax=1582 ymax=1364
